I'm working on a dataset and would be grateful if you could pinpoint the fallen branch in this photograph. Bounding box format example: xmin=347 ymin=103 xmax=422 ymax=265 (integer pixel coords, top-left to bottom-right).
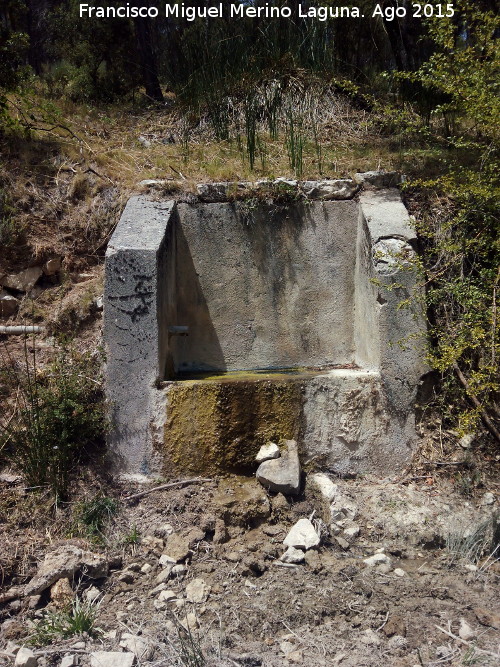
xmin=169 ymin=164 xmax=186 ymax=180
xmin=85 ymin=166 xmax=116 ymax=185
xmin=435 ymin=623 xmax=500 ymax=659
xmin=35 ymin=648 xmax=89 ymax=655
xmin=123 ymin=478 xmax=212 ymax=501
xmin=453 ymin=363 xmax=500 ymax=443
xmin=375 ymin=611 xmax=389 ymax=632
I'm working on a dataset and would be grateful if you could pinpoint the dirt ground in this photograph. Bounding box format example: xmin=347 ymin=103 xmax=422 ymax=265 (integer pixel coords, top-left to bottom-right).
xmin=1 ymin=465 xmax=499 ymax=667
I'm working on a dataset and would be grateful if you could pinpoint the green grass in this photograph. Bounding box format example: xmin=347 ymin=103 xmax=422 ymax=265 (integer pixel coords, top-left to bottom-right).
xmin=74 ymin=495 xmax=118 ymax=541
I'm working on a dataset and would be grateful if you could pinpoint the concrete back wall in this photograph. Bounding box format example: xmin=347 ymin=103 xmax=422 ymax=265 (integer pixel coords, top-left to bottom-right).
xmin=171 ymin=201 xmax=358 ymax=375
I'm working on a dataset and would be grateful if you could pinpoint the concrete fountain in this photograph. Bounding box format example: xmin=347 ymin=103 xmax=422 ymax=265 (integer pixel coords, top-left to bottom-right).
xmin=104 ymin=176 xmax=427 ymax=479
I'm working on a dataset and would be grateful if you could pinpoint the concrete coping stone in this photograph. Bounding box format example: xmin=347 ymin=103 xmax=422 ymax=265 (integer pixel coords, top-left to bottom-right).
xmin=136 ymin=173 xmax=403 ymax=203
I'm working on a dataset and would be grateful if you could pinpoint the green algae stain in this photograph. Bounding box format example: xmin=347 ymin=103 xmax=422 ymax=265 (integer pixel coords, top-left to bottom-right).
xmin=162 ymin=377 xmax=304 ymax=475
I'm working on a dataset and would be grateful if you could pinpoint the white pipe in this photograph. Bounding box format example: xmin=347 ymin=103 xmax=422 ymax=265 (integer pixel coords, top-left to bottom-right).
xmin=0 ymin=326 xmax=44 ymax=335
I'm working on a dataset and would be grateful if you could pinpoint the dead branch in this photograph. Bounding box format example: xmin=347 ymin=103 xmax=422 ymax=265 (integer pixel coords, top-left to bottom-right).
xmin=453 ymin=363 xmax=500 ymax=443
xmin=123 ymin=478 xmax=213 ymax=501
xmin=435 ymin=623 xmax=500 ymax=659
xmin=169 ymin=164 xmax=186 ymax=180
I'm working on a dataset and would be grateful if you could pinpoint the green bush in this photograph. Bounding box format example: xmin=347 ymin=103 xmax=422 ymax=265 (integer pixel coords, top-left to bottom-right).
xmin=399 ymin=1 xmax=499 ymax=437
xmin=0 ymin=342 xmax=106 ymax=499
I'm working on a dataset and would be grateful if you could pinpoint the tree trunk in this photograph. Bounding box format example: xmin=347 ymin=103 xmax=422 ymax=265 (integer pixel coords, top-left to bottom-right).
xmin=132 ymin=8 xmax=163 ymax=102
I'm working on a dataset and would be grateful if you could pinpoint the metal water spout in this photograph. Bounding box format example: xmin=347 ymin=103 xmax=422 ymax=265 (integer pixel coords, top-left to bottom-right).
xmin=167 ymin=325 xmax=189 ymax=337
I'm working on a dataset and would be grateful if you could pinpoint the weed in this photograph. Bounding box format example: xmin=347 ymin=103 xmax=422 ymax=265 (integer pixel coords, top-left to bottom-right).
xmin=455 ymin=470 xmax=483 ymax=498
xmin=285 ymin=108 xmax=304 ymax=177
xmin=29 ymin=596 xmax=101 ymax=646
xmin=461 ymin=646 xmax=481 ymax=665
xmin=178 ymin=623 xmax=205 ymax=667
xmin=123 ymin=524 xmax=141 ymax=545
xmin=244 ymin=94 xmax=258 ymax=170
xmin=0 ymin=185 xmax=24 ymax=247
xmin=445 ymin=516 xmax=497 ymax=567
xmin=74 ymin=495 xmax=118 ymax=540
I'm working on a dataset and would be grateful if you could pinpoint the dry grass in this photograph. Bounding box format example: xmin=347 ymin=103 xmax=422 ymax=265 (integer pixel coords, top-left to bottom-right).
xmin=3 ymin=85 xmax=411 ymax=191
xmin=0 ymin=84 xmax=451 ymax=332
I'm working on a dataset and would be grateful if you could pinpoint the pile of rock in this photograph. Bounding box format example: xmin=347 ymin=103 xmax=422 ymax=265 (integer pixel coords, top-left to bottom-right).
xmin=0 ymin=259 xmax=61 ymax=318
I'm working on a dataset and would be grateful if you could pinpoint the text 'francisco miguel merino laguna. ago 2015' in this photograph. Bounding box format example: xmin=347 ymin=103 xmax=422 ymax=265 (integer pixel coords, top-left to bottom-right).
xmin=79 ymin=3 xmax=455 ymax=22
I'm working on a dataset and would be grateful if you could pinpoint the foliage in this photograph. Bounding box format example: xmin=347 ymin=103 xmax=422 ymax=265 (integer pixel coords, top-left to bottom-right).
xmin=402 ymin=1 xmax=499 ymax=140
xmin=401 ymin=1 xmax=500 ymax=434
xmin=0 ymin=1 xmax=30 ymax=129
xmin=29 ymin=596 xmax=101 ymax=646
xmin=46 ymin=1 xmax=140 ymax=102
xmin=0 ymin=341 xmax=106 ymax=499
xmin=0 ymin=181 xmax=24 ymax=246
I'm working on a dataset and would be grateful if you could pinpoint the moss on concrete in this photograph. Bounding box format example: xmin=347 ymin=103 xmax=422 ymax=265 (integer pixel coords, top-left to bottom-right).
xmin=162 ymin=376 xmax=304 ymax=475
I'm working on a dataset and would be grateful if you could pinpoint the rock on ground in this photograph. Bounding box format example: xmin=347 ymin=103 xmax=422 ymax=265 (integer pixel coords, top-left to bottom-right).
xmin=14 ymin=648 xmax=37 ymax=667
xmin=60 ymin=656 xmax=77 ymax=667
xmin=185 ymin=578 xmax=211 ymax=603
xmin=309 ymin=473 xmax=338 ymax=501
xmin=363 ymin=552 xmax=392 ymax=568
xmin=280 ymin=547 xmax=305 ymax=564
xmin=256 ymin=440 xmax=301 ymax=495
xmin=0 ymin=291 xmax=19 ymax=317
xmin=162 ymin=527 xmax=205 ymax=563
xmin=1 ymin=266 xmax=42 ymax=292
xmin=255 ymin=442 xmax=280 ymax=463
xmin=50 ymin=577 xmax=74 ymax=607
xmin=25 ymin=545 xmax=109 ymax=596
xmin=119 ymin=633 xmax=153 ymax=660
xmin=90 ymin=652 xmax=135 ymax=667
xmin=459 ymin=618 xmax=476 ymax=641
xmin=214 ymin=478 xmax=271 ymax=526
xmin=283 ymin=519 xmax=320 ymax=550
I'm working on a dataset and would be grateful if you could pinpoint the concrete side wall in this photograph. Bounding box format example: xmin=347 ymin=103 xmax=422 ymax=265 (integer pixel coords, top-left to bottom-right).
xmin=361 ymin=189 xmax=427 ymax=467
xmin=104 ymin=196 xmax=176 ymax=474
xmin=173 ymin=201 xmax=358 ymax=374
xmin=301 ymin=190 xmax=427 ymax=475
xmin=354 ymin=208 xmax=380 ymax=369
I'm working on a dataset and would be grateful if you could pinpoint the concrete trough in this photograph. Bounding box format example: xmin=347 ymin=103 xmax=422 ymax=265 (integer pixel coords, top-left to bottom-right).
xmin=104 ymin=179 xmax=427 ymax=477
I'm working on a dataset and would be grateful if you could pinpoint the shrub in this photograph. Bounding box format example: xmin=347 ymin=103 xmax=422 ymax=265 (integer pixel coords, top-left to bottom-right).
xmin=0 ymin=341 xmax=106 ymax=499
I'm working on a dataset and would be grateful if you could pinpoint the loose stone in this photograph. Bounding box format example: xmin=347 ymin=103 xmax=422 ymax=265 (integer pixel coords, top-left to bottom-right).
xmin=90 ymin=652 xmax=135 ymax=667
xmin=256 ymin=440 xmax=301 ymax=495
xmin=363 ymin=553 xmax=392 ymax=567
xmin=280 ymin=547 xmax=305 ymax=564
xmin=310 ymin=473 xmax=338 ymax=501
xmin=255 ymin=442 xmax=280 ymax=463
xmin=185 ymin=578 xmax=211 ymax=603
xmin=283 ymin=519 xmax=320 ymax=550
xmin=14 ymin=648 xmax=38 ymax=667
